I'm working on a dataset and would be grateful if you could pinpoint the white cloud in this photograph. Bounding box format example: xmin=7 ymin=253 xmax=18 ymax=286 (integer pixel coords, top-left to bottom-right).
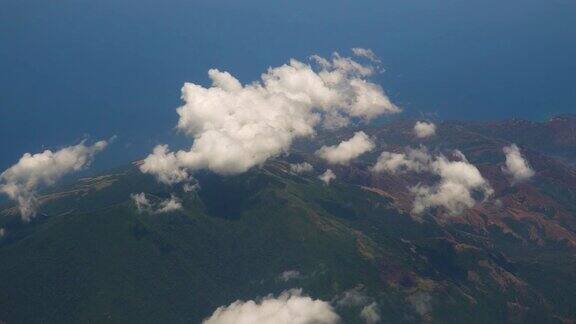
xmin=371 ymin=146 xmax=431 ymax=174
xmin=131 ymin=192 xmax=151 ymax=213
xmin=278 ymin=270 xmax=302 ymax=282
xmin=141 ymin=52 xmax=399 ymax=184
xmin=334 ymin=286 xmax=370 ymax=307
xmin=411 ymin=156 xmax=492 ymax=215
xmin=319 ymin=169 xmax=336 ymax=185
xmin=352 ymin=48 xmax=381 ymax=63
xmin=156 ymin=196 xmax=183 ymax=213
xmin=290 ymin=162 xmax=314 ymax=174
xmin=0 ymin=140 xmax=108 ymax=221
xmin=139 ymin=145 xmax=191 ymax=185
xmin=202 ymin=289 xmax=340 ymax=324
xmin=131 ymin=192 xmax=182 ymax=214
xmin=372 ymin=147 xmax=492 ymax=215
xmin=502 ymin=144 xmax=534 ymax=184
xmin=360 ymin=302 xmax=381 ymax=324
xmin=316 ymin=131 xmax=374 ymax=165
xmin=413 ymin=121 xmax=436 ymax=138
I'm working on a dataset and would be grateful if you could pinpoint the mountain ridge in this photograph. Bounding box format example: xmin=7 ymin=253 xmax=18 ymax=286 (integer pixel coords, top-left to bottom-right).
xmin=1 ymin=116 xmax=576 ymax=323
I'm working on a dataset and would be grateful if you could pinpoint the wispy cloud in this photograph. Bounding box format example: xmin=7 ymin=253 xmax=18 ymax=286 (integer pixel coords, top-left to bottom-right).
xmin=290 ymin=162 xmax=314 ymax=174
xmin=360 ymin=302 xmax=381 ymax=324
xmin=352 ymin=48 xmax=381 ymax=63
xmin=0 ymin=140 xmax=108 ymax=220
xmin=131 ymin=192 xmax=182 ymax=214
xmin=278 ymin=270 xmax=302 ymax=282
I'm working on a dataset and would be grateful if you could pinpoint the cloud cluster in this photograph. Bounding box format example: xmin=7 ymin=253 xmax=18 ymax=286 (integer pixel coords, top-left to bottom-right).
xmin=141 ymin=51 xmax=399 ymax=184
xmin=413 ymin=121 xmax=436 ymax=138
xmin=373 ymin=147 xmax=492 ymax=214
xmin=131 ymin=192 xmax=182 ymax=214
xmin=0 ymin=140 xmax=108 ymax=220
xmin=316 ymin=131 xmax=375 ymax=165
xmin=290 ymin=162 xmax=314 ymax=174
xmin=319 ymin=169 xmax=336 ymax=184
xmin=502 ymin=144 xmax=534 ymax=184
xmin=203 ymin=289 xmax=340 ymax=324
xmin=371 ymin=147 xmax=431 ymax=174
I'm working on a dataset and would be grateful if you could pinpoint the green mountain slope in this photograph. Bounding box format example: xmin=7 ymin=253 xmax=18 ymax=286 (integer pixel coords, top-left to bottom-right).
xmin=2 ymin=157 xmax=574 ymax=323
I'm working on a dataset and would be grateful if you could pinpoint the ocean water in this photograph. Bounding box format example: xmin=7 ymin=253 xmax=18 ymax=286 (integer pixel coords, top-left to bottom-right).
xmin=1 ymin=0 xmax=575 ymax=170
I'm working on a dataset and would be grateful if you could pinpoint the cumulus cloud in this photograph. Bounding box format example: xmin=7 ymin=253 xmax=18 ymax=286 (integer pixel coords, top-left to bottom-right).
xmin=371 ymin=146 xmax=431 ymax=174
xmin=141 ymin=51 xmax=399 ymax=184
xmin=413 ymin=121 xmax=436 ymax=138
xmin=352 ymin=48 xmax=381 ymax=63
xmin=139 ymin=145 xmax=191 ymax=185
xmin=372 ymin=147 xmax=492 ymax=214
xmin=316 ymin=131 xmax=375 ymax=165
xmin=411 ymin=155 xmax=493 ymax=215
xmin=202 ymin=289 xmax=340 ymax=324
xmin=131 ymin=192 xmax=182 ymax=214
xmin=290 ymin=162 xmax=314 ymax=174
xmin=319 ymin=169 xmax=336 ymax=184
xmin=0 ymin=140 xmax=108 ymax=221
xmin=502 ymin=144 xmax=534 ymax=184
xmin=360 ymin=302 xmax=381 ymax=324
xmin=278 ymin=270 xmax=302 ymax=282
